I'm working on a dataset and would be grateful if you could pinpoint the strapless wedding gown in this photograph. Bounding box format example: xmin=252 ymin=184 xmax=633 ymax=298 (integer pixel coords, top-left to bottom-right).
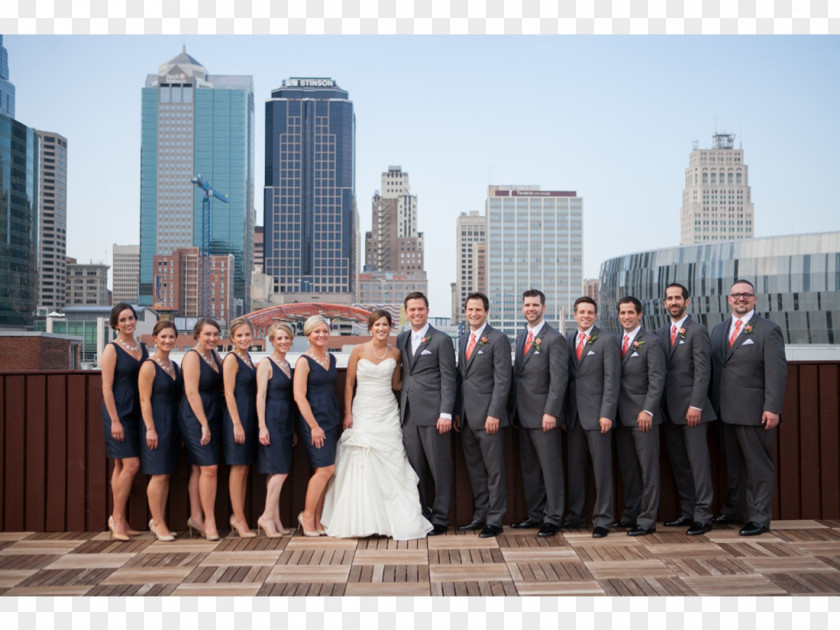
xmin=322 ymin=358 xmax=433 ymax=540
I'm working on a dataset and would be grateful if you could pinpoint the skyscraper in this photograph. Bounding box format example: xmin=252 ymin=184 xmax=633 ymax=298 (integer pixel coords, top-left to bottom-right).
xmin=264 ymin=78 xmax=356 ymax=302
xmin=365 ymin=166 xmax=424 ymax=275
xmin=0 ymin=36 xmax=15 ymax=118
xmin=680 ymin=132 xmax=754 ymax=245
xmin=36 ymin=131 xmax=68 ymax=312
xmin=453 ymin=211 xmax=486 ymax=325
xmin=112 ymin=244 xmax=140 ymax=304
xmin=485 ymin=186 xmax=583 ymax=337
xmin=66 ymin=258 xmax=109 ymax=307
xmin=139 ymin=48 xmax=254 ymax=319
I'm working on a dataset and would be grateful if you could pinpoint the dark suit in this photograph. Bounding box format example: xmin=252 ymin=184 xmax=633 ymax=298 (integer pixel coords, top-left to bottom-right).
xmin=564 ymin=327 xmax=620 ymax=529
xmin=614 ymin=329 xmax=666 ymax=530
xmin=398 ymin=326 xmax=457 ymax=527
xmin=656 ymin=317 xmax=716 ymax=524
xmin=710 ymin=314 xmax=787 ymax=528
xmin=511 ymin=322 xmax=569 ymax=526
xmin=458 ymin=324 xmax=512 ymax=527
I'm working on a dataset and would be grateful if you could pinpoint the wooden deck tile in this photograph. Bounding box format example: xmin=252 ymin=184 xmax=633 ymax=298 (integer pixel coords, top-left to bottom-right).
xmin=345 ymin=582 xmax=430 ymax=596
xmin=429 ymin=548 xmax=505 ymax=564
xmin=740 ymin=556 xmax=836 ymax=573
xmin=600 ymin=576 xmax=695 ymax=597
xmin=717 ymin=541 xmax=807 ymax=558
xmin=212 ymin=537 xmax=290 ymax=552
xmin=4 ymin=585 xmax=93 ymax=596
xmin=681 ymin=574 xmax=788 ymax=596
xmin=278 ymin=548 xmax=355 ymax=566
xmin=87 ymin=583 xmax=179 ymax=596
xmin=500 ymin=548 xmax=578 ymax=562
xmin=198 ymin=551 xmax=283 ymax=567
xmin=789 ymin=542 xmax=840 ymax=555
xmin=352 ymin=550 xmax=428 ymax=565
xmin=426 ymin=536 xmax=500 ymax=550
xmin=429 ymin=564 xmax=511 ymax=581
xmin=46 ymin=553 xmax=134 ymax=569
xmin=644 ymin=543 xmax=725 ymax=558
xmin=0 ymin=571 xmax=37 ymax=588
xmin=432 ymin=581 xmax=518 ymax=596
xmin=0 ymin=554 xmax=59 ymax=571
xmin=356 ymin=538 xmax=426 ymax=550
xmin=497 ymin=535 xmax=569 ymax=549
xmin=772 ymin=520 xmax=828 ymax=530
xmin=704 ymin=530 xmax=783 ymax=543
xmin=0 ymin=541 xmax=86 ymax=555
xmin=101 ymin=567 xmax=193 ymax=585
xmin=665 ymin=556 xmax=753 ymax=578
xmin=0 ymin=533 xmax=34 ymax=542
xmin=564 ymin=534 xmax=642 ymax=547
xmin=266 ymin=565 xmax=352 ymax=583
xmin=766 ymin=571 xmax=840 ymax=595
xmin=172 ymin=583 xmax=262 ymax=596
xmin=183 ymin=565 xmax=273 ymax=584
xmin=773 ymin=528 xmax=840 ymax=543
xmin=515 ymin=580 xmax=605 ymax=595
xmin=68 ymin=539 xmax=154 ymax=554
xmin=258 ymin=582 xmax=346 ymax=596
xmin=123 ymin=551 xmax=208 ymax=568
xmin=17 ymin=567 xmax=115 ymax=588
xmin=348 ymin=563 xmax=429 ymax=583
xmin=508 ymin=560 xmax=593 ymax=582
xmin=136 ymin=540 xmax=220 ymax=554
xmin=587 ymin=560 xmax=672 ymax=579
xmin=574 ymin=544 xmax=651 ymax=563
xmin=284 ymin=538 xmax=359 ymax=550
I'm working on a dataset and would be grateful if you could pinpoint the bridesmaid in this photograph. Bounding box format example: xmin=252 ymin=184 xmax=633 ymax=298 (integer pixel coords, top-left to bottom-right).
xmin=222 ymin=317 xmax=258 ymax=538
xmin=138 ymin=320 xmax=182 ymax=542
xmin=255 ymin=323 xmax=297 ymax=537
xmin=293 ymin=315 xmax=340 ymax=537
xmin=179 ymin=318 xmax=223 ymax=541
xmin=100 ymin=302 xmax=148 ymax=541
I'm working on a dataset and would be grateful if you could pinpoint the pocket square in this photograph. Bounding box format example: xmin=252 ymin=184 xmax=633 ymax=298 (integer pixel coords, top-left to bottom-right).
xmin=631 ymin=352 xmax=640 ymax=357
xmin=477 ymin=350 xmax=484 ymax=355
xmin=534 ymin=351 xmax=540 ymax=355
xmin=679 ymin=340 xmax=686 ymax=345
xmin=587 ymin=350 xmax=596 ymax=356
xmin=421 ymin=349 xmax=432 ymax=355
xmin=742 ymin=338 xmax=755 ymax=345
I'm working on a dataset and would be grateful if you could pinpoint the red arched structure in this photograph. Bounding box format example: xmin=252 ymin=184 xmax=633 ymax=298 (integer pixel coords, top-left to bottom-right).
xmin=244 ymin=303 xmax=373 ymax=337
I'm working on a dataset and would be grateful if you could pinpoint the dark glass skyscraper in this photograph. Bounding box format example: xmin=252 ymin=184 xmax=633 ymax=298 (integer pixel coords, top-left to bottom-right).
xmin=0 ymin=36 xmax=15 ymax=118
xmin=264 ymin=78 xmax=356 ymax=299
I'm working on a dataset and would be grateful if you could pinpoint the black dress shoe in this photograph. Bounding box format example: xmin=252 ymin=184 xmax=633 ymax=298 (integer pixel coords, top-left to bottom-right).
xmin=428 ymin=524 xmax=448 ymax=536
xmin=739 ymin=521 xmax=768 ymax=537
xmin=712 ymin=513 xmax=732 ymax=525
xmin=664 ymin=515 xmax=693 ymax=527
xmin=592 ymin=526 xmax=609 ymax=538
xmin=613 ymin=519 xmax=635 ymax=529
xmin=686 ymin=522 xmax=711 ymax=536
xmin=559 ymin=520 xmax=585 ymax=529
xmin=511 ymin=518 xmax=542 ymax=529
xmin=478 ymin=525 xmax=503 ymax=538
xmin=627 ymin=525 xmax=656 ymax=536
xmin=537 ymin=523 xmax=559 ymax=538
xmin=458 ymin=520 xmax=485 ymax=532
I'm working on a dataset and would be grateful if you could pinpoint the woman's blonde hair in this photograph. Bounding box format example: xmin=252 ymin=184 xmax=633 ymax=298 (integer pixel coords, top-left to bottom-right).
xmin=228 ymin=317 xmax=253 ymax=338
xmin=303 ymin=315 xmax=330 ymax=337
xmin=268 ymin=322 xmax=294 ymax=342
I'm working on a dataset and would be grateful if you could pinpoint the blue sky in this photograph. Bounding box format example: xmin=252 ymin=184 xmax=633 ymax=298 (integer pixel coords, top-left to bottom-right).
xmin=6 ymin=35 xmax=840 ymax=317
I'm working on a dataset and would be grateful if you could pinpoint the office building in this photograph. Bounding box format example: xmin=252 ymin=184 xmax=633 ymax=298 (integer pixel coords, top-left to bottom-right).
xmin=66 ymin=258 xmax=109 ymax=307
xmin=254 ymin=225 xmax=264 ymax=271
xmin=153 ymin=247 xmax=234 ymax=324
xmin=365 ymin=166 xmax=424 ymax=275
xmin=680 ymin=132 xmax=754 ymax=245
xmin=112 ymin=244 xmax=140 ymax=304
xmin=485 ymin=186 xmax=583 ymax=336
xmin=453 ymin=211 xmax=486 ymax=325
xmin=599 ymin=232 xmax=840 ymax=344
xmin=0 ymin=36 xmax=14 ymax=118
xmin=34 ymin=131 xmax=68 ymax=312
xmin=357 ymin=271 xmax=429 ymax=307
xmin=264 ymin=78 xmax=356 ymax=302
xmin=139 ymin=48 xmax=254 ymax=315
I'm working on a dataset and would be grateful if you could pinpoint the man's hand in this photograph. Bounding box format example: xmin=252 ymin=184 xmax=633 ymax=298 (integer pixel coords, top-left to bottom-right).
xmin=599 ymin=417 xmax=612 ymax=434
xmin=436 ymin=416 xmax=452 ymax=434
xmin=636 ymin=411 xmax=653 ymax=433
xmin=542 ymin=414 xmax=557 ymax=432
xmin=485 ymin=416 xmax=500 ymax=434
xmin=685 ymin=407 xmax=702 ymax=427
xmin=762 ymin=410 xmax=780 ymax=430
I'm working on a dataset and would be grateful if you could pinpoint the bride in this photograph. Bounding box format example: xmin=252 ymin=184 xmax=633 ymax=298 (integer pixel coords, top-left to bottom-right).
xmin=321 ymin=310 xmax=433 ymax=540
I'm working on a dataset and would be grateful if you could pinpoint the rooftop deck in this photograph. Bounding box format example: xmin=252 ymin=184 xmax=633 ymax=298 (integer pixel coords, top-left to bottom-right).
xmin=2 ymin=520 xmax=840 ymax=597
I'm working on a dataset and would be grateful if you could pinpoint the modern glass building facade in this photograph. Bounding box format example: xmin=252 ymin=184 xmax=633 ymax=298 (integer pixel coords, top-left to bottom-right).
xmin=0 ymin=36 xmax=15 ymax=119
xmin=139 ymin=49 xmax=254 ymax=319
xmin=0 ymin=115 xmax=38 ymax=327
xmin=264 ymin=78 xmax=356 ymax=298
xmin=599 ymin=232 xmax=840 ymax=344
xmin=485 ymin=186 xmax=583 ymax=337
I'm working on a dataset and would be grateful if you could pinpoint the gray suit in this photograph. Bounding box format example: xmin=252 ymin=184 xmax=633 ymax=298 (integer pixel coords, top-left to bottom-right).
xmin=564 ymin=327 xmax=620 ymax=529
xmin=710 ymin=314 xmax=787 ymax=528
xmin=398 ymin=326 xmax=457 ymax=527
xmin=614 ymin=329 xmax=666 ymax=530
xmin=458 ymin=324 xmax=512 ymax=527
xmin=511 ymin=323 xmax=569 ymax=526
xmin=655 ymin=316 xmax=716 ymax=524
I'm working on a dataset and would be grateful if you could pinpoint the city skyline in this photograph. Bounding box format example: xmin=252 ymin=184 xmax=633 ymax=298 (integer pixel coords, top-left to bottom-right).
xmin=6 ymin=35 xmax=840 ymax=317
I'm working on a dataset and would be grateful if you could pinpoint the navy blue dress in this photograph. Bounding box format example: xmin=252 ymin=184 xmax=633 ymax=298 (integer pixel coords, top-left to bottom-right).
xmin=257 ymin=359 xmax=295 ymax=475
xmin=101 ymin=342 xmax=148 ymax=459
xmin=299 ymin=354 xmax=340 ymax=469
xmin=140 ymin=360 xmax=182 ymax=475
xmin=222 ymin=354 xmax=258 ymax=466
xmin=179 ymin=350 xmax=223 ymax=466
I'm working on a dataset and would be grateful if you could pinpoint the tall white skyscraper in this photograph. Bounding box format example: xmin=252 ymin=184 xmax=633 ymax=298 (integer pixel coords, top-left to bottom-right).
xmin=35 ymin=130 xmax=68 ymax=312
xmin=485 ymin=186 xmax=583 ymax=336
xmin=112 ymin=244 xmax=140 ymax=304
xmin=680 ymin=132 xmax=754 ymax=245
xmin=453 ymin=211 xmax=486 ymax=325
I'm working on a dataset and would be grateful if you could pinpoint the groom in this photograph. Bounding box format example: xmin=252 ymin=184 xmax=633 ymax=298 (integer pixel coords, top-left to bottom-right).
xmin=398 ymin=292 xmax=457 ymax=536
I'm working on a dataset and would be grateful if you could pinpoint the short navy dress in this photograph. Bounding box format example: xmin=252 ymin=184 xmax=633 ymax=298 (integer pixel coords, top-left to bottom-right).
xmin=139 ymin=360 xmax=182 ymax=475
xmin=299 ymin=354 xmax=340 ymax=469
xmin=101 ymin=342 xmax=148 ymax=459
xmin=257 ymin=359 xmax=296 ymax=475
xmin=178 ymin=349 xmax=223 ymax=466
xmin=222 ymin=354 xmax=258 ymax=466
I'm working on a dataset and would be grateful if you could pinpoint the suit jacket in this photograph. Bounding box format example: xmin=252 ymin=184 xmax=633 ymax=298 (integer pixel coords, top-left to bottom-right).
xmin=397 ymin=326 xmax=457 ymax=427
xmin=511 ymin=322 xmax=568 ymax=429
xmin=457 ymin=324 xmax=512 ymax=430
xmin=710 ymin=314 xmax=787 ymax=426
xmin=655 ymin=316 xmax=716 ymax=424
xmin=617 ymin=328 xmax=666 ymax=427
xmin=565 ymin=326 xmax=620 ymax=432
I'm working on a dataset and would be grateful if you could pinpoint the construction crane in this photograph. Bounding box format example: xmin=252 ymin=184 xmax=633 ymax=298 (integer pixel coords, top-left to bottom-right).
xmin=191 ymin=175 xmax=228 ymax=317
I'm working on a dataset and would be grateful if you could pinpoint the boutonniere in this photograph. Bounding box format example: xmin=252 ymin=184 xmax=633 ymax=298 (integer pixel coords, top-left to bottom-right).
xmin=678 ymin=327 xmax=686 ymax=339
xmin=420 ymin=335 xmax=430 ymax=345
xmin=633 ymin=340 xmax=644 ymax=349
xmin=479 ymin=336 xmax=489 ymax=345
xmin=744 ymin=324 xmax=753 ymax=334
xmin=587 ymin=334 xmax=598 ymax=345
xmin=533 ymin=338 xmax=542 ymax=351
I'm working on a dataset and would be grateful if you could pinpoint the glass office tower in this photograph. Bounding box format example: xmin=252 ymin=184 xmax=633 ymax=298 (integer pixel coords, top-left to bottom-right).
xmin=264 ymin=78 xmax=356 ymax=299
xmin=0 ymin=36 xmax=15 ymax=119
xmin=139 ymin=49 xmax=254 ymax=319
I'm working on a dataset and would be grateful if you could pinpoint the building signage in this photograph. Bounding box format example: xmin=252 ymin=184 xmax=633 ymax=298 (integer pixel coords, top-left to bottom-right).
xmin=286 ymin=78 xmax=335 ymax=87
xmin=494 ymin=190 xmax=577 ymax=197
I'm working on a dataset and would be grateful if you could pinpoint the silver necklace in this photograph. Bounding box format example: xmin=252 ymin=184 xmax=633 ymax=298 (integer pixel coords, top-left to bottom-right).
xmin=195 ymin=347 xmax=216 ymax=369
xmin=371 ymin=343 xmax=389 ymax=360
xmin=117 ymin=337 xmax=139 ymax=353
xmin=154 ymin=356 xmax=174 ymax=375
xmin=271 ymin=354 xmax=290 ymax=376
xmin=234 ymin=350 xmax=254 ymax=369
xmin=308 ymin=352 xmax=329 ymax=368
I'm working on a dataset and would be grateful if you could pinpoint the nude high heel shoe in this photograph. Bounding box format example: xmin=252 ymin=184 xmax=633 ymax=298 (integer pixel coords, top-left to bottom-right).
xmin=108 ymin=516 xmax=130 ymax=542
xmin=186 ymin=517 xmax=206 ymax=538
xmin=149 ymin=519 xmax=175 ymax=542
xmin=298 ymin=512 xmax=320 ymax=537
xmin=257 ymin=516 xmax=283 ymax=538
xmin=229 ymin=515 xmax=256 ymax=538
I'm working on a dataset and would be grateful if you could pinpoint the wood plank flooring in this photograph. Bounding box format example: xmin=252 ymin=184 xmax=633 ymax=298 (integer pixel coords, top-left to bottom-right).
xmin=1 ymin=521 xmax=840 ymax=596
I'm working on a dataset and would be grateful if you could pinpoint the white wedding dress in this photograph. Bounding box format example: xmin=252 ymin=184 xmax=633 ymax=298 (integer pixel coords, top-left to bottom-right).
xmin=322 ymin=358 xmax=433 ymax=540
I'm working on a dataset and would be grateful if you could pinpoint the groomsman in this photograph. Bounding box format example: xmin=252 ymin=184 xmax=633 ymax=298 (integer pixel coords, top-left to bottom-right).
xmin=656 ymin=283 xmax=717 ymax=536
xmin=398 ymin=292 xmax=457 ymax=536
xmin=710 ymin=279 xmax=787 ymax=536
xmin=613 ymin=296 xmax=666 ymax=536
xmin=510 ymin=289 xmax=569 ymax=538
xmin=457 ymin=292 xmax=512 ymax=538
xmin=562 ymin=296 xmax=620 ymax=538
